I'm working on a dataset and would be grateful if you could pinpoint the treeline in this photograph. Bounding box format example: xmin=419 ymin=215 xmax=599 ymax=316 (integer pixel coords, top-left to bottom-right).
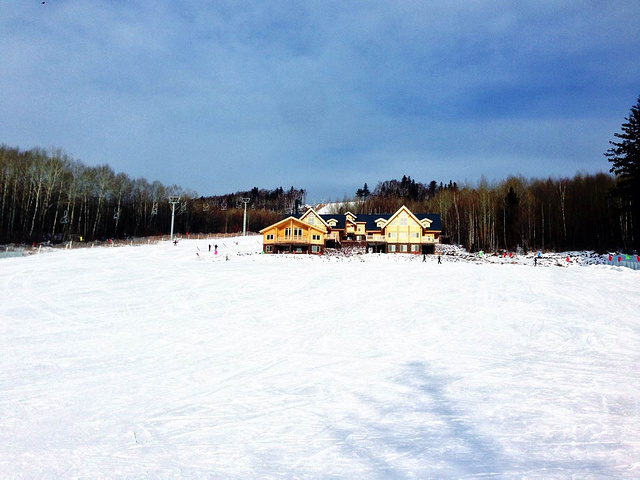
xmin=1 ymin=143 xmax=627 ymax=252
xmin=0 ymin=145 xmax=303 ymax=244
xmin=346 ymin=173 xmax=624 ymax=253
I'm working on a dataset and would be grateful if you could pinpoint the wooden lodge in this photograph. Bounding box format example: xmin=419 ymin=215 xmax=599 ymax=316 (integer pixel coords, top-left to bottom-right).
xmin=260 ymin=205 xmax=441 ymax=254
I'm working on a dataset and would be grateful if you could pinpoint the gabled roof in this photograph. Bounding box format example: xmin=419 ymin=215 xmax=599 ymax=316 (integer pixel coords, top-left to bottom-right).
xmin=319 ymin=215 xmax=346 ymax=230
xmin=374 ymin=218 xmax=388 ymax=228
xmin=288 ymin=206 xmax=441 ymax=233
xmin=299 ymin=207 xmax=329 ymax=228
xmin=259 ymin=216 xmax=326 ymax=234
xmin=386 ymin=205 xmax=423 ymax=227
xmin=415 ymin=213 xmax=441 ymax=231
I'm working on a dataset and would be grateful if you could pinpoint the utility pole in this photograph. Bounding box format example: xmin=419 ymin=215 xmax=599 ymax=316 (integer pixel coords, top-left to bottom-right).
xmin=241 ymin=197 xmax=251 ymax=236
xmin=168 ymin=196 xmax=180 ymax=240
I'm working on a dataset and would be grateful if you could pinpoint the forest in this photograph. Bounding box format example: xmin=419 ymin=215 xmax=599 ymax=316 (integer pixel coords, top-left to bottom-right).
xmin=0 ymin=144 xmax=629 ymax=253
xmin=343 ymin=173 xmax=624 ymax=253
xmin=0 ymin=144 xmax=304 ymax=245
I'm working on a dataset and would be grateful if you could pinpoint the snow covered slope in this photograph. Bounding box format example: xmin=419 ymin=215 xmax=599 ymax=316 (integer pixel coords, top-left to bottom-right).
xmin=1 ymin=237 xmax=639 ymax=478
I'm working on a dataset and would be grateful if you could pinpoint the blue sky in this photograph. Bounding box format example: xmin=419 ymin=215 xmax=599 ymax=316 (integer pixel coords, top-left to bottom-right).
xmin=1 ymin=1 xmax=639 ymax=202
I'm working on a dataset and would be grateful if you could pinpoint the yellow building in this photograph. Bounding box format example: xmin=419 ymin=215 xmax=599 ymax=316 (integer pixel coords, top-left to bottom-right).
xmin=260 ymin=205 xmax=441 ymax=254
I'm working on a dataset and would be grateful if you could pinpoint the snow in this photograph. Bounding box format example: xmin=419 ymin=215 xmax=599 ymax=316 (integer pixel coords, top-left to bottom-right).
xmin=1 ymin=237 xmax=639 ymax=478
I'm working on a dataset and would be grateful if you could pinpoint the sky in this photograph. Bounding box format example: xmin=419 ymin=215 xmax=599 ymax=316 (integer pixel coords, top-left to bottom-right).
xmin=1 ymin=1 xmax=639 ymax=202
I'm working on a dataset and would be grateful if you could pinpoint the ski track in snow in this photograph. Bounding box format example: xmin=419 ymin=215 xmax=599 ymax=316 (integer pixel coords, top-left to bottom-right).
xmin=1 ymin=237 xmax=639 ymax=478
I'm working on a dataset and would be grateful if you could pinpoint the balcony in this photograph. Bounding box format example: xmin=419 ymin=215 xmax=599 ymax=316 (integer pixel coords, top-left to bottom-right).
xmin=277 ymin=235 xmax=307 ymax=243
xmin=276 ymin=235 xmax=324 ymax=244
xmin=364 ymin=234 xmax=438 ymax=244
xmin=366 ymin=234 xmax=385 ymax=242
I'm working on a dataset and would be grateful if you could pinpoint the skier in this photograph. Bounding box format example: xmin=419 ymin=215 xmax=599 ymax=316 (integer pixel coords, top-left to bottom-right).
xmin=534 ymin=256 xmax=537 ymax=266
xmin=209 ymin=244 xmax=211 ymax=252
xmin=422 ymin=253 xmax=426 ymax=262
xmin=437 ymin=255 xmax=442 ymax=264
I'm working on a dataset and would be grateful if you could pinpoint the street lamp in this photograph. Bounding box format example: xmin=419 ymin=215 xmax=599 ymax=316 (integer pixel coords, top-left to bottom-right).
xmin=168 ymin=195 xmax=180 ymax=240
xmin=241 ymin=197 xmax=251 ymax=236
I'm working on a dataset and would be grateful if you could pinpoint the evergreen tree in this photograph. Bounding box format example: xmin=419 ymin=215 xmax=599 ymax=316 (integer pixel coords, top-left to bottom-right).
xmin=503 ymin=186 xmax=520 ymax=251
xmin=356 ymin=183 xmax=371 ymax=200
xmin=605 ymin=95 xmax=640 ymax=251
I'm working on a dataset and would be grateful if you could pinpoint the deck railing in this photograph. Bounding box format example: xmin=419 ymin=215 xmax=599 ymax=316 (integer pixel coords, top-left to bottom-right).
xmin=277 ymin=235 xmax=306 ymax=243
xmin=366 ymin=234 xmax=385 ymax=242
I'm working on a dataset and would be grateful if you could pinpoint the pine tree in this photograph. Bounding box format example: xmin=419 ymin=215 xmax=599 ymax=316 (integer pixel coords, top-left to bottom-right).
xmin=362 ymin=183 xmax=370 ymax=199
xmin=605 ymin=95 xmax=640 ymax=251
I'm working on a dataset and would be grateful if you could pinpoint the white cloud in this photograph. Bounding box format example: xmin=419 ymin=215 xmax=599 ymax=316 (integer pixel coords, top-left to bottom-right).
xmin=1 ymin=1 xmax=638 ymax=199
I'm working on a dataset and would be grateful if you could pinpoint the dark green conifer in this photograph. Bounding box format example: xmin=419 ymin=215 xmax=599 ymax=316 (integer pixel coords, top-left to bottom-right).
xmin=605 ymin=95 xmax=640 ymax=251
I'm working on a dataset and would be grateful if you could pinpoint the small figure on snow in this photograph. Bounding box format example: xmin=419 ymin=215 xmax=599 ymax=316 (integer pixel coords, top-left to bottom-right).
xmin=534 ymin=257 xmax=537 ymax=266
xmin=208 ymin=244 xmax=211 ymax=252
xmin=173 ymin=239 xmax=178 ymax=246
xmin=437 ymin=255 xmax=442 ymax=264
xmin=422 ymin=253 xmax=426 ymax=262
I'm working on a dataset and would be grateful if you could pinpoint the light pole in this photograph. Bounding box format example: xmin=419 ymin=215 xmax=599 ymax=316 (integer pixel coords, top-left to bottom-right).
xmin=168 ymin=196 xmax=180 ymax=240
xmin=241 ymin=197 xmax=251 ymax=236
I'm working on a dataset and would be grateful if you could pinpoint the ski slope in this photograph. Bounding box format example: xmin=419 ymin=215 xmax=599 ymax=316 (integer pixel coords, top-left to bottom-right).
xmin=1 ymin=237 xmax=639 ymax=478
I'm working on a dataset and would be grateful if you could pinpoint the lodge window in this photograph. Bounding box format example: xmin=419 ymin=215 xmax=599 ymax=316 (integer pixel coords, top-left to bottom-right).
xmin=411 ymin=232 xmax=419 ymax=238
xmin=266 ymin=245 xmax=273 ymax=252
xmin=285 ymin=228 xmax=291 ymax=236
xmin=388 ymin=244 xmax=396 ymax=252
xmin=311 ymin=245 xmax=320 ymax=253
xmin=294 ymin=228 xmax=302 ymax=236
xmin=312 ymin=234 xmax=321 ymax=240
xmin=400 ymin=217 xmax=408 ymax=226
xmin=400 ymin=244 xmax=408 ymax=252
xmin=308 ymin=216 xmax=315 ymax=224
xmin=266 ymin=234 xmax=274 ymax=240
xmin=411 ymin=244 xmax=420 ymax=252
xmin=399 ymin=232 xmax=407 ymax=239
xmin=388 ymin=232 xmax=396 ymax=238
